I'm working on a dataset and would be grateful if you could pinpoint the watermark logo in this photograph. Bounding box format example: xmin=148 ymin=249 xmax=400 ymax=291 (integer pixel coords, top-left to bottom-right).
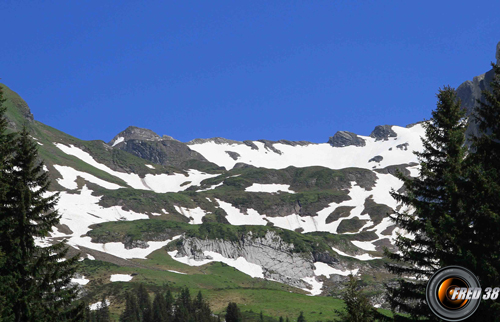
xmin=426 ymin=266 xmax=481 ymax=321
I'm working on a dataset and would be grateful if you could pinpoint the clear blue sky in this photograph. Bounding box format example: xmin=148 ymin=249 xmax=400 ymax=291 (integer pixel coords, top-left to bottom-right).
xmin=1 ymin=1 xmax=499 ymax=143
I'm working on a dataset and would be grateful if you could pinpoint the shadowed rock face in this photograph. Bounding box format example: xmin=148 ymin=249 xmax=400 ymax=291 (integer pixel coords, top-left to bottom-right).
xmin=109 ymin=126 xmax=164 ymax=145
xmin=368 ymin=155 xmax=383 ymax=163
xmin=328 ymin=131 xmax=366 ymax=147
xmin=109 ymin=126 xmax=207 ymax=167
xmin=370 ymin=125 xmax=397 ymax=141
xmin=456 ymin=41 xmax=500 ymax=140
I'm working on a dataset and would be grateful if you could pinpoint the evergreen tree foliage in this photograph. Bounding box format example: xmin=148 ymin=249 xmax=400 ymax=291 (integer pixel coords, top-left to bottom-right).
xmin=462 ymin=63 xmax=500 ymax=319
xmin=121 ymin=285 xmax=218 ymax=322
xmin=0 ymin=85 xmax=15 ymax=322
xmin=151 ymin=292 xmax=168 ymax=322
xmin=84 ymin=298 xmax=110 ymax=322
xmin=296 ymin=311 xmax=306 ymax=322
xmin=334 ymin=274 xmax=376 ymax=322
xmin=120 ymin=292 xmax=140 ymax=322
xmin=137 ymin=284 xmax=152 ymax=322
xmin=164 ymin=289 xmax=174 ymax=320
xmin=0 ymin=126 xmax=83 ymax=321
xmin=225 ymin=302 xmax=242 ymax=322
xmin=96 ymin=298 xmax=111 ymax=322
xmin=385 ymin=86 xmax=468 ymax=319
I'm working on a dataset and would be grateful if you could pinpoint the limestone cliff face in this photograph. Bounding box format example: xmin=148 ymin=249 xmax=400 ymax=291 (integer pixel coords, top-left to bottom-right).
xmin=174 ymin=231 xmax=342 ymax=289
xmin=456 ymin=41 xmax=500 ymax=139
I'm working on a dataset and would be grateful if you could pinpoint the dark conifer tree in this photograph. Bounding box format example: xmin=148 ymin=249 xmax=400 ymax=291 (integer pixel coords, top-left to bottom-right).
xmin=96 ymin=298 xmax=111 ymax=322
xmin=334 ymin=274 xmax=375 ymax=322
xmin=0 ymin=84 xmax=16 ymax=322
xmin=0 ymin=127 xmax=83 ymax=321
xmin=120 ymin=292 xmax=140 ymax=322
xmin=296 ymin=311 xmax=306 ymax=322
xmin=151 ymin=292 xmax=168 ymax=322
xmin=225 ymin=302 xmax=242 ymax=322
xmin=137 ymin=284 xmax=152 ymax=322
xmin=173 ymin=287 xmax=191 ymax=322
xmin=164 ymin=289 xmax=174 ymax=320
xmin=385 ymin=87 xmax=468 ymax=319
xmin=462 ymin=63 xmax=500 ymax=319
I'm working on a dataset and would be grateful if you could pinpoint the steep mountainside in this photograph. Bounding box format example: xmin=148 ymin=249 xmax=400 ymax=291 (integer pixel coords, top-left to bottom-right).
xmin=2 ymin=41 xmax=498 ymax=320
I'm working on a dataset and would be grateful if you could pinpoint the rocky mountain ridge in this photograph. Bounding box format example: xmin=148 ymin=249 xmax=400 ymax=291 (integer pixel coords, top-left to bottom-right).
xmin=1 ymin=41 xmax=498 ymax=316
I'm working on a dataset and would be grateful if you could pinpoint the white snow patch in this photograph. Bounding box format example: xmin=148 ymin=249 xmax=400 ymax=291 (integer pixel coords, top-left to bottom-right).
xmin=110 ymin=274 xmax=133 ymax=282
xmin=43 ymin=165 xmax=49 ymax=172
xmin=168 ymin=270 xmax=187 ymax=275
xmin=53 ymin=185 xmax=182 ymax=259
xmin=87 ymin=254 xmax=95 ymax=260
xmin=112 ymin=137 xmax=124 ymax=147
xmin=143 ymin=169 xmax=219 ymax=193
xmin=314 ymin=262 xmax=359 ymax=277
xmin=168 ymin=250 xmax=264 ymax=278
xmin=188 ymin=124 xmax=426 ymax=171
xmin=71 ymin=276 xmax=90 ymax=285
xmin=215 ymin=199 xmax=267 ymax=226
xmin=174 ymin=206 xmax=207 ymax=224
xmin=89 ymin=299 xmax=110 ymax=310
xmin=331 ymin=246 xmax=382 ymax=261
xmin=408 ymin=165 xmax=420 ymax=177
xmin=54 ymin=165 xmax=122 ymax=190
xmin=145 ymin=164 xmax=155 ymax=169
xmin=55 ymin=144 xmax=217 ymax=192
xmin=197 ymin=182 xmax=223 ymax=192
xmin=245 ymin=183 xmax=295 ymax=194
xmin=301 ymin=277 xmax=323 ymax=296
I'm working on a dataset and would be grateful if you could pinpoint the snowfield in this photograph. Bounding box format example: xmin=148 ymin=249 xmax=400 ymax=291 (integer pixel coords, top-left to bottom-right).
xmin=40 ymin=123 xmax=427 ymax=295
xmin=54 ymin=143 xmax=218 ymax=192
xmin=245 ymin=183 xmax=295 ymax=193
xmin=188 ymin=124 xmax=425 ymax=170
xmin=168 ymin=250 xmax=265 ymax=278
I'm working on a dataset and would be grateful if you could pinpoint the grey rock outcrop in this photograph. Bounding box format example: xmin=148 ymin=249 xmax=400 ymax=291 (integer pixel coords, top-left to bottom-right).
xmin=368 ymin=155 xmax=383 ymax=163
xmin=370 ymin=125 xmax=397 ymax=141
xmin=109 ymin=126 xmax=208 ymax=167
xmin=243 ymin=140 xmax=259 ymax=150
xmin=232 ymin=162 xmax=255 ymax=169
xmin=456 ymin=41 xmax=500 ymax=139
xmin=188 ymin=137 xmax=242 ymax=145
xmin=328 ymin=131 xmax=366 ymax=147
xmin=396 ymin=143 xmax=409 ymax=150
xmin=225 ymin=151 xmax=241 ymax=160
xmin=109 ymin=126 xmax=165 ymax=145
xmin=174 ymin=231 xmax=343 ymax=290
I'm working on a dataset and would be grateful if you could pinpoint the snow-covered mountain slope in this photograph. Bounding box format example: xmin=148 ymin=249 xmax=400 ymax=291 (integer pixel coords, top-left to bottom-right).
xmin=187 ymin=124 xmax=425 ymax=170
xmin=2 ymin=81 xmax=424 ymax=299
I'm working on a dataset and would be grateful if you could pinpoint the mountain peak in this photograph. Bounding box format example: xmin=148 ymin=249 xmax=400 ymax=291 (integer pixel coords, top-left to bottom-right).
xmin=109 ymin=126 xmax=178 ymax=147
